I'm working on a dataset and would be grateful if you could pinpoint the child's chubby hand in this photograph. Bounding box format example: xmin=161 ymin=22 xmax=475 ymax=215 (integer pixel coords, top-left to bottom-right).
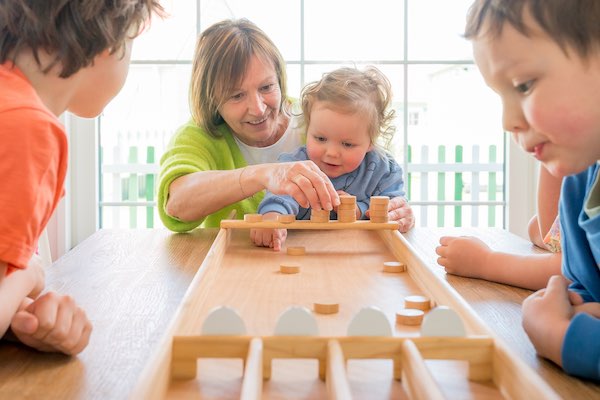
xmin=435 ymin=236 xmax=492 ymax=279
xmin=522 ymin=275 xmax=573 ymax=367
xmin=250 ymin=212 xmax=287 ymax=251
xmin=10 ymin=292 xmax=92 ymax=355
xmin=387 ymin=196 xmax=414 ymax=232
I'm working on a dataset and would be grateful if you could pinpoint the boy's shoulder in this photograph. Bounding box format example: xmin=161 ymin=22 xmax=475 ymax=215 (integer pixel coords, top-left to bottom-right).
xmin=0 ymin=63 xmax=62 ymax=133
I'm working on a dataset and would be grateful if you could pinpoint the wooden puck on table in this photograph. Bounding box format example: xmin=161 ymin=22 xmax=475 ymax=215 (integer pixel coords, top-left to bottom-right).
xmin=383 ymin=261 xmax=406 ymax=273
xmin=287 ymin=246 xmax=306 ymax=256
xmin=396 ymin=309 xmax=425 ymax=326
xmin=404 ymin=295 xmax=431 ymax=311
xmin=314 ymin=302 xmax=339 ymax=315
xmin=280 ymin=263 xmax=300 ymax=274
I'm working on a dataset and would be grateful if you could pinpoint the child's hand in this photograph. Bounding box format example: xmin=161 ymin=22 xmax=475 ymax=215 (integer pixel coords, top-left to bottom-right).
xmin=250 ymin=212 xmax=287 ymax=251
xmin=522 ymin=275 xmax=572 ymax=367
xmin=10 ymin=292 xmax=92 ymax=355
xmin=436 ymin=236 xmax=492 ymax=279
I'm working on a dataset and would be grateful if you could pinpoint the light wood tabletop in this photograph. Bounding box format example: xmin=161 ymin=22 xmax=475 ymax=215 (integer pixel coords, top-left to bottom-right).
xmin=1 ymin=227 xmax=598 ymax=399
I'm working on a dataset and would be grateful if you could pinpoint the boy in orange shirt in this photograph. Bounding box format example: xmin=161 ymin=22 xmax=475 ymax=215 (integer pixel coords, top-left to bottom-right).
xmin=0 ymin=1 xmax=164 ymax=354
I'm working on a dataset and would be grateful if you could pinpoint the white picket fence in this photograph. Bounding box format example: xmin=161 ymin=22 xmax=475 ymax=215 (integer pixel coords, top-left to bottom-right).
xmin=100 ymin=132 xmax=505 ymax=229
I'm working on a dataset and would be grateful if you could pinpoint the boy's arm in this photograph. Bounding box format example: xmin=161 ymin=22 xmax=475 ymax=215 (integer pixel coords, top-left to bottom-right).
xmin=537 ymin=166 xmax=561 ymax=237
xmin=523 ymin=275 xmax=600 ymax=381
xmin=437 ymin=236 xmax=561 ymax=290
xmin=561 ymin=312 xmax=600 ymax=380
xmin=0 ymin=256 xmax=45 ymax=338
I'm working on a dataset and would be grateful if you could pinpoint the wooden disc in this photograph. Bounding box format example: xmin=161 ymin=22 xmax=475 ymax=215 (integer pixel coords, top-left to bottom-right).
xmin=280 ymin=264 xmax=300 ymax=274
xmin=286 ymin=246 xmax=306 ymax=256
xmin=244 ymin=213 xmax=262 ymax=222
xmin=383 ymin=261 xmax=406 ymax=273
xmin=278 ymin=214 xmax=296 ymax=223
xmin=396 ymin=309 xmax=425 ymax=326
xmin=314 ymin=302 xmax=339 ymax=314
xmin=404 ymin=295 xmax=431 ymax=311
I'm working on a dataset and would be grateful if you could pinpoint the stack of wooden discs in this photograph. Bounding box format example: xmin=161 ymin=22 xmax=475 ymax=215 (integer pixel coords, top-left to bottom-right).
xmin=337 ymin=195 xmax=356 ymax=222
xmin=369 ymin=196 xmax=389 ymax=223
xmin=310 ymin=208 xmax=329 ymax=223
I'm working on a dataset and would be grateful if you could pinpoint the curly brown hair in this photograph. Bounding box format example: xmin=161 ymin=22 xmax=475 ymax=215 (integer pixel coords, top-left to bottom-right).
xmin=0 ymin=0 xmax=165 ymax=78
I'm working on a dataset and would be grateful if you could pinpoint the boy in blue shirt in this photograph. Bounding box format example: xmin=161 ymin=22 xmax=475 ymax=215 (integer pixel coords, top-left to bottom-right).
xmin=465 ymin=0 xmax=600 ymax=380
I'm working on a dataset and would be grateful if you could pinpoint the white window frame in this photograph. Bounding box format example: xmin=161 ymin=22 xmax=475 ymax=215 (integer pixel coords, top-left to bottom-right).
xmin=56 ymin=2 xmax=538 ymax=254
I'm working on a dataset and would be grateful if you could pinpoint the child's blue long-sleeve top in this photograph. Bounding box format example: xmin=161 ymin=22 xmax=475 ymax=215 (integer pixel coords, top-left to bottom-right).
xmin=560 ymin=163 xmax=600 ymax=381
xmin=258 ymin=146 xmax=405 ymax=219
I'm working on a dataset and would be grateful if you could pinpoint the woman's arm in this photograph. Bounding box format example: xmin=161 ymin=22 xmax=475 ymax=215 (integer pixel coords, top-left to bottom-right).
xmin=166 ymin=161 xmax=339 ymax=222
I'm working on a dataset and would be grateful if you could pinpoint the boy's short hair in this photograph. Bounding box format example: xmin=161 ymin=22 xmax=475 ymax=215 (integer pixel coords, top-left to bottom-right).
xmin=465 ymin=0 xmax=600 ymax=58
xmin=0 ymin=0 xmax=164 ymax=78
xmin=301 ymin=66 xmax=396 ymax=150
xmin=189 ymin=18 xmax=290 ymax=138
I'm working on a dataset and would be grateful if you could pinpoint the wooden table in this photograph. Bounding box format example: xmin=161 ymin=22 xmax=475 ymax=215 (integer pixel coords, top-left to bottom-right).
xmin=1 ymin=227 xmax=598 ymax=399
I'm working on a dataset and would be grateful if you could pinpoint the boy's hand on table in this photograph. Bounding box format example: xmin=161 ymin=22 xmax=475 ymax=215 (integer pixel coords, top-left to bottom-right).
xmin=10 ymin=292 xmax=92 ymax=355
xmin=436 ymin=236 xmax=492 ymax=279
xmin=522 ymin=275 xmax=572 ymax=367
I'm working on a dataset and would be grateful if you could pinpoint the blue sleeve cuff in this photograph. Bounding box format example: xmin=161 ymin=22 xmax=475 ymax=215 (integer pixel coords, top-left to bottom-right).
xmin=258 ymin=195 xmax=298 ymax=216
xmin=562 ymin=313 xmax=600 ymax=381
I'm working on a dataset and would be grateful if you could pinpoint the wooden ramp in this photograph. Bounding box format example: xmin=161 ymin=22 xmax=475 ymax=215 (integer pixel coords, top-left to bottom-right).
xmin=131 ymin=221 xmax=559 ymax=399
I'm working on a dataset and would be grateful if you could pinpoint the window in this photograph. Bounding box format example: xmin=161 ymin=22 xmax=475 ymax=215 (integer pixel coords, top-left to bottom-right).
xmin=66 ymin=0 xmax=535 ymax=248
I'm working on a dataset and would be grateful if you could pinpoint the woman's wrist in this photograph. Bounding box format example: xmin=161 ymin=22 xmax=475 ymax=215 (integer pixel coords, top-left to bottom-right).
xmin=240 ymin=164 xmax=268 ymax=198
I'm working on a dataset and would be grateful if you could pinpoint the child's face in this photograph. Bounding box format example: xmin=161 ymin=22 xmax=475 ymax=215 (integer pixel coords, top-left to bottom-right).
xmin=473 ymin=14 xmax=600 ymax=178
xmin=306 ymin=102 xmax=372 ymax=178
xmin=68 ymin=40 xmax=133 ymax=118
xmin=218 ymin=54 xmax=283 ymax=147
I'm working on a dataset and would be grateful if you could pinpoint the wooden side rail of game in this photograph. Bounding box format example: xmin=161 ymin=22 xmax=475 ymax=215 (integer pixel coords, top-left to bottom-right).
xmin=220 ymin=219 xmax=400 ymax=230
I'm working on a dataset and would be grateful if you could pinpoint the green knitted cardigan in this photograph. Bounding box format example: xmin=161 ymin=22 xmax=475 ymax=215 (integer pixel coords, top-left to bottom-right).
xmin=158 ymin=121 xmax=262 ymax=232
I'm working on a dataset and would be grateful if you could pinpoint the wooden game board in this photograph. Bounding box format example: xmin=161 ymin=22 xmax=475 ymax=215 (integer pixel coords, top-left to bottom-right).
xmin=132 ymin=220 xmax=560 ymax=399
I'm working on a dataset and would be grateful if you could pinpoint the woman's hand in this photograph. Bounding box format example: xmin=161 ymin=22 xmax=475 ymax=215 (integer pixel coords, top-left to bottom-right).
xmin=264 ymin=161 xmax=339 ymax=211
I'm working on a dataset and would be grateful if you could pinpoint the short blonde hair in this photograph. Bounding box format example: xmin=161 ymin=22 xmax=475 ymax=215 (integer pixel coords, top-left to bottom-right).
xmin=301 ymin=66 xmax=395 ymax=149
xmin=189 ymin=18 xmax=289 ymax=138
